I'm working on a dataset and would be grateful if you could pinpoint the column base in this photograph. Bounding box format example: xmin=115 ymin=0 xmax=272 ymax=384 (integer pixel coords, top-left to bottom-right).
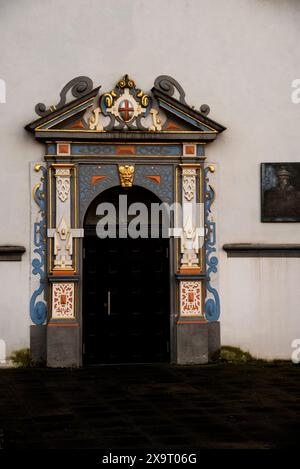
xmin=208 ymin=321 xmax=221 ymax=359
xmin=30 ymin=325 xmax=47 ymax=365
xmin=47 ymin=324 xmax=80 ymax=367
xmin=176 ymin=321 xmax=208 ymax=364
xmin=175 ymin=320 xmax=220 ymax=365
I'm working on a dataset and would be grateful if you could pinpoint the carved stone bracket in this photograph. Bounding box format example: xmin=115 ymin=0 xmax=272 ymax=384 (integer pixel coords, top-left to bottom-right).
xmin=47 ymin=225 xmax=84 ymax=270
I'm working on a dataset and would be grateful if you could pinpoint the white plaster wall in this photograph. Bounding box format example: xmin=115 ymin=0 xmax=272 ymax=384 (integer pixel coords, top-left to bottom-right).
xmin=0 ymin=257 xmax=30 ymax=356
xmin=0 ymin=0 xmax=299 ymax=359
xmin=220 ymin=253 xmax=300 ymax=359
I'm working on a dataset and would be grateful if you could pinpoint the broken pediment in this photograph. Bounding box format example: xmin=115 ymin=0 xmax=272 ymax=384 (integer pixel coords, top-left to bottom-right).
xmin=26 ymin=74 xmax=225 ymax=142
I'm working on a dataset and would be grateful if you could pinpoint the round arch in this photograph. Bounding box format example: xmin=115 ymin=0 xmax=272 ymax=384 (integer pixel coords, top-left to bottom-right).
xmin=82 ymin=184 xmax=171 ymax=365
xmin=78 ymin=164 xmax=174 ymax=227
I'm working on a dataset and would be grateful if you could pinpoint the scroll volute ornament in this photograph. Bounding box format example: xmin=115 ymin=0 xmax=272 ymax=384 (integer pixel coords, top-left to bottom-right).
xmin=119 ymin=165 xmax=135 ymax=187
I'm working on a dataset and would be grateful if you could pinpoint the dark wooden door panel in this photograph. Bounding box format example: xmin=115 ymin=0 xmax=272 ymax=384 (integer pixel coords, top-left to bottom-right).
xmin=83 ymin=234 xmax=170 ymax=364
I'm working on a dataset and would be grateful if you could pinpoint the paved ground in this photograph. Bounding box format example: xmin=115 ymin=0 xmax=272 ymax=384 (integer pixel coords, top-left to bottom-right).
xmin=0 ymin=363 xmax=299 ymax=449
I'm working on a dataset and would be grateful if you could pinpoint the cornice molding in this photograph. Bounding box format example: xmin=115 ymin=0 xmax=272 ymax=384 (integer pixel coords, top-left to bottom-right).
xmin=0 ymin=246 xmax=26 ymax=261
xmin=223 ymin=244 xmax=300 ymax=258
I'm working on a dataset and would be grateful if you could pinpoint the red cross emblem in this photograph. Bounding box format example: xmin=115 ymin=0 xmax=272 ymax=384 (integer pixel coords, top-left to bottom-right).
xmin=118 ymin=99 xmax=134 ymax=122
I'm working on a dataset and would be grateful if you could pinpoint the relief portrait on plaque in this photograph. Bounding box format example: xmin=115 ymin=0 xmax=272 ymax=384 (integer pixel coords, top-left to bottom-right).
xmin=261 ymin=163 xmax=300 ymax=222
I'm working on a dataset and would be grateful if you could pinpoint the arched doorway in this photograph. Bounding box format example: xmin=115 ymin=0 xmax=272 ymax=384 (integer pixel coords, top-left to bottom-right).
xmin=27 ymin=74 xmax=224 ymax=367
xmin=82 ymin=186 xmax=170 ymax=364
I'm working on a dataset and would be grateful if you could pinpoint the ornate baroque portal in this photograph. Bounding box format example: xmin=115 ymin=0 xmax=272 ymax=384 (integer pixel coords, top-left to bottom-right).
xmin=27 ymin=74 xmax=226 ymax=367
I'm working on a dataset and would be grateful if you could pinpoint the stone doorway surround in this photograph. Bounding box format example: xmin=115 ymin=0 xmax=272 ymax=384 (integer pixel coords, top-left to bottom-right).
xmin=26 ymin=74 xmax=226 ymax=367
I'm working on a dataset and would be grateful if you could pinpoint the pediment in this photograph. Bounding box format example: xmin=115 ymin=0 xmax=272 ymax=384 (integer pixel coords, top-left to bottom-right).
xmin=26 ymin=75 xmax=225 ymax=142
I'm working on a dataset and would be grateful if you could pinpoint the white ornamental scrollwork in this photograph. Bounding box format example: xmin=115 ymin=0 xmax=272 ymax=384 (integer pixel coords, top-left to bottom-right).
xmin=56 ymin=169 xmax=71 ymax=202
xmin=182 ymin=168 xmax=196 ymax=202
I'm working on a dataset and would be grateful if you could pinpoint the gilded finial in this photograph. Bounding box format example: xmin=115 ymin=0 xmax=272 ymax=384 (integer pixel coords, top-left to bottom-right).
xmin=118 ymin=74 xmax=135 ymax=89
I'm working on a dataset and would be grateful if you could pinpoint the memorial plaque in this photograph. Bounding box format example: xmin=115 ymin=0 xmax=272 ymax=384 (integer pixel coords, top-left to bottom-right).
xmin=261 ymin=163 xmax=300 ymax=222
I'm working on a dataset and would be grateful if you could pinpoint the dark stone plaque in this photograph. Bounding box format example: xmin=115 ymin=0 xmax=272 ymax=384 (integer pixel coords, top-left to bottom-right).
xmin=261 ymin=163 xmax=300 ymax=222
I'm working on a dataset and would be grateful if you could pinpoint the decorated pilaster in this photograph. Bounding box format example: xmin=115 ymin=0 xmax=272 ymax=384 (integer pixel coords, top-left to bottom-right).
xmin=46 ymin=160 xmax=83 ymax=367
xmin=48 ymin=164 xmax=83 ymax=274
xmin=178 ymin=163 xmax=205 ymax=319
xmin=175 ymin=160 xmax=211 ymax=364
xmin=180 ymin=164 xmax=204 ymax=274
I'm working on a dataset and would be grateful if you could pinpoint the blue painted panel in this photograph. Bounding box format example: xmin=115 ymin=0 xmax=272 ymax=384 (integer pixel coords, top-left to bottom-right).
xmin=136 ymin=145 xmax=181 ymax=156
xmin=72 ymin=144 xmax=116 ymax=155
xmin=197 ymin=145 xmax=205 ymax=157
xmin=79 ymin=165 xmax=119 ymax=223
xmin=46 ymin=143 xmax=56 ymax=155
xmin=72 ymin=144 xmax=181 ymax=157
xmin=135 ymin=165 xmax=174 ymax=204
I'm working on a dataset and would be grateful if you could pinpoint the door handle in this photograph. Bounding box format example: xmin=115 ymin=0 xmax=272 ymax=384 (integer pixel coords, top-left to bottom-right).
xmin=107 ymin=290 xmax=111 ymax=316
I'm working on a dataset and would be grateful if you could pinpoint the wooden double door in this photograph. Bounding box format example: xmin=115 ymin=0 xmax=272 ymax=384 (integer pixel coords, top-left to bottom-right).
xmin=83 ymin=233 xmax=170 ymax=364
